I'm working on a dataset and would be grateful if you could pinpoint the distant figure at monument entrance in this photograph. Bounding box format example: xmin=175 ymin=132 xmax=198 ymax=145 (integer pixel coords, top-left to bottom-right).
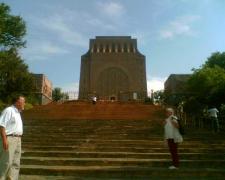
xmin=78 ymin=36 xmax=147 ymax=101
xmin=92 ymin=96 xmax=97 ymax=105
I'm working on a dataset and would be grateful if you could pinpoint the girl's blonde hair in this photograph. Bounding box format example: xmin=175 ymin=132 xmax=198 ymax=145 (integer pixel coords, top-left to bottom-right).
xmin=166 ymin=108 xmax=174 ymax=114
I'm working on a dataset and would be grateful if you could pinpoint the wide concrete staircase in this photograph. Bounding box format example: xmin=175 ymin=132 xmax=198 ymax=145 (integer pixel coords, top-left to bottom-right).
xmin=22 ymin=101 xmax=161 ymax=120
xmin=20 ymin=102 xmax=225 ymax=179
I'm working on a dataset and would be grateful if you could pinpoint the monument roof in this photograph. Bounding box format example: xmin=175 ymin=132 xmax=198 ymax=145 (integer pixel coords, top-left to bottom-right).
xmin=95 ymin=36 xmax=132 ymax=39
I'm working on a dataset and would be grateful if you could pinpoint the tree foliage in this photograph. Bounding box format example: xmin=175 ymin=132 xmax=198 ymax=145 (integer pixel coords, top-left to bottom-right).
xmin=203 ymin=52 xmax=225 ymax=69
xmin=186 ymin=52 xmax=225 ymax=108
xmin=52 ymin=88 xmax=69 ymax=102
xmin=0 ymin=3 xmax=34 ymax=104
xmin=153 ymin=90 xmax=165 ymax=105
xmin=0 ymin=3 xmax=26 ymax=50
xmin=0 ymin=49 xmax=35 ymax=102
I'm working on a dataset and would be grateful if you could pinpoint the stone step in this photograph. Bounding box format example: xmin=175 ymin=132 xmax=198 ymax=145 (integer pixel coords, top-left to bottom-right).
xmin=20 ymin=175 xmax=82 ymax=180
xmin=22 ymin=130 xmax=161 ymax=134
xmin=20 ymin=157 xmax=169 ymax=167
xmin=20 ymin=165 xmax=225 ymax=178
xmin=20 ymin=175 xmax=76 ymax=180
xmin=23 ymin=143 xmax=169 ymax=148
xmin=22 ymin=104 xmax=163 ymax=120
xmin=22 ymin=136 xmax=164 ymax=140
xmin=23 ymin=118 xmax=156 ymax=123
xmin=21 ymin=135 xmax=225 ymax=142
xmin=23 ymin=113 xmax=159 ymax=120
xmin=20 ymin=137 xmax=225 ymax=142
xmin=21 ymin=157 xmax=225 ymax=167
xmin=23 ymin=127 xmax=155 ymax=130
xmin=22 ymin=146 xmax=225 ymax=153
xmin=22 ymin=139 xmax=164 ymax=143
xmin=21 ymin=140 xmax=225 ymax=147
xmin=20 ymin=104 xmax=225 ymax=179
xmin=22 ymin=151 xmax=225 ymax=160
xmin=21 ymin=143 xmax=224 ymax=148
xmin=21 ymin=134 xmax=225 ymax=140
xmin=22 ymin=127 xmax=160 ymax=132
xmin=23 ymin=128 xmax=158 ymax=132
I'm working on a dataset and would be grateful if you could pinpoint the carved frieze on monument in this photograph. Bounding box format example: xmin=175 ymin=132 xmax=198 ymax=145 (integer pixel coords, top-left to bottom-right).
xmin=78 ymin=36 xmax=147 ymax=101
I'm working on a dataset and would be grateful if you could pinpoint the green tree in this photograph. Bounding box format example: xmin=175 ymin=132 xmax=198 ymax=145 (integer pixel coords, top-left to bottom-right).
xmin=52 ymin=88 xmax=69 ymax=102
xmin=183 ymin=51 xmax=225 ymax=118
xmin=187 ymin=62 xmax=225 ymax=107
xmin=204 ymin=52 xmax=225 ymax=69
xmin=52 ymin=88 xmax=63 ymax=101
xmin=63 ymin=93 xmax=69 ymax=100
xmin=0 ymin=3 xmax=26 ymax=50
xmin=0 ymin=49 xmax=35 ymax=102
xmin=153 ymin=90 xmax=165 ymax=105
xmin=0 ymin=3 xmax=34 ymax=103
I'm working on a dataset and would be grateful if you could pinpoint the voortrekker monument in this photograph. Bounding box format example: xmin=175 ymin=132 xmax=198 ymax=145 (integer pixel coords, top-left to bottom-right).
xmin=78 ymin=36 xmax=147 ymax=101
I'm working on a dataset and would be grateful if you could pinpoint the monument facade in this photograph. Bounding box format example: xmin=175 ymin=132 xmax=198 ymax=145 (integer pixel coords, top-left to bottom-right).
xmin=78 ymin=36 xmax=147 ymax=101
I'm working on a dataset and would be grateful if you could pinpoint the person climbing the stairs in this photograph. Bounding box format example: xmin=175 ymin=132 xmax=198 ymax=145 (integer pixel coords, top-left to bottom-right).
xmin=164 ymin=108 xmax=183 ymax=170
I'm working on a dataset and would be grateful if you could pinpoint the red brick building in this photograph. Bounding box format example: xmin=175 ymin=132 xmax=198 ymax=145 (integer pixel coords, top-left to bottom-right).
xmin=33 ymin=74 xmax=52 ymax=104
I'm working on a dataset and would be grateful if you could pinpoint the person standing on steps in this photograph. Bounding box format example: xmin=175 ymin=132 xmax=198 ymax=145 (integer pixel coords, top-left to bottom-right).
xmin=0 ymin=95 xmax=25 ymax=180
xmin=92 ymin=96 xmax=97 ymax=105
xmin=164 ymin=108 xmax=183 ymax=170
xmin=208 ymin=107 xmax=219 ymax=133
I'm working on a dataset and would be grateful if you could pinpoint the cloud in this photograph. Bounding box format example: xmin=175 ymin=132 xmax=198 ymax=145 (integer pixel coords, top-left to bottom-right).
xmin=38 ymin=15 xmax=88 ymax=47
xmin=37 ymin=42 xmax=69 ymax=54
xmin=22 ymin=41 xmax=69 ymax=61
xmin=97 ymin=1 xmax=125 ymax=18
xmin=86 ymin=16 xmax=117 ymax=31
xmin=27 ymin=4 xmax=126 ymax=53
xmin=24 ymin=5 xmax=126 ymax=61
xmin=131 ymin=32 xmax=148 ymax=46
xmin=28 ymin=9 xmax=88 ymax=48
xmin=32 ymin=7 xmax=120 ymax=47
xmin=60 ymin=82 xmax=79 ymax=92
xmin=147 ymin=77 xmax=166 ymax=95
xmin=160 ymin=15 xmax=201 ymax=39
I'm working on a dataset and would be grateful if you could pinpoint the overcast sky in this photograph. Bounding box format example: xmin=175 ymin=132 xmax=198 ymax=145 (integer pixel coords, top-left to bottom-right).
xmin=2 ymin=0 xmax=225 ymax=94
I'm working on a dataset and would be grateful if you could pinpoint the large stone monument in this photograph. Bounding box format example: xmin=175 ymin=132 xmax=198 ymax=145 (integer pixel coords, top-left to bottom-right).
xmin=78 ymin=36 xmax=147 ymax=101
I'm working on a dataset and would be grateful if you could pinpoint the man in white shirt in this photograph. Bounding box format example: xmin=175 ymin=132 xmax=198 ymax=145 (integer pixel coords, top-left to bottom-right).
xmin=0 ymin=95 xmax=25 ymax=180
xmin=208 ymin=107 xmax=219 ymax=132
